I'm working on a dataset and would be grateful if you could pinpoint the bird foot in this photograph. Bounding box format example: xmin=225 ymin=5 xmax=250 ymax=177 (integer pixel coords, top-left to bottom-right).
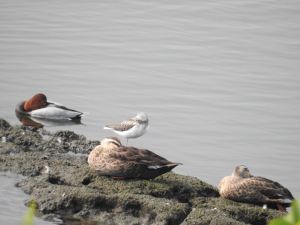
xmin=276 ymin=204 xmax=287 ymax=212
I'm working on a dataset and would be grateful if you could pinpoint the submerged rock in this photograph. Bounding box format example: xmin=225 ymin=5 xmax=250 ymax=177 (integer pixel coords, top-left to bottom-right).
xmin=0 ymin=118 xmax=285 ymax=225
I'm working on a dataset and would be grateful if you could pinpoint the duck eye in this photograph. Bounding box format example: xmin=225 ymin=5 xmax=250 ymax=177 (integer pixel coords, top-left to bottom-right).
xmin=113 ymin=142 xmax=120 ymax=147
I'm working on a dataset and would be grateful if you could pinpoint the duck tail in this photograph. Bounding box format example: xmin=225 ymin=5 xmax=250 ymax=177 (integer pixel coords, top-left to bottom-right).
xmin=167 ymin=163 xmax=182 ymax=167
xmin=81 ymin=112 xmax=89 ymax=117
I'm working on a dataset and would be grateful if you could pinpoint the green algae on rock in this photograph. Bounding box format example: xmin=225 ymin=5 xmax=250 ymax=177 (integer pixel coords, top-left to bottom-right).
xmin=0 ymin=118 xmax=286 ymax=225
xmin=183 ymin=197 xmax=286 ymax=225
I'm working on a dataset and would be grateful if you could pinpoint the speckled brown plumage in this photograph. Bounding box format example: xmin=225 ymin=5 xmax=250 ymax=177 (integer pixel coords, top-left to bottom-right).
xmin=88 ymin=136 xmax=181 ymax=179
xmin=218 ymin=165 xmax=294 ymax=211
xmin=105 ymin=119 xmax=136 ymax=131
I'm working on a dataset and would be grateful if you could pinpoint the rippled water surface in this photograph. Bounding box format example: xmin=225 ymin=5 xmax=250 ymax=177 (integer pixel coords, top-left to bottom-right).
xmin=1 ymin=0 xmax=300 ymax=223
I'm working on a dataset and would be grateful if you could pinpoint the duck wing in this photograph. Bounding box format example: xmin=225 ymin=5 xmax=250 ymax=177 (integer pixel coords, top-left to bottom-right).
xmin=31 ymin=102 xmax=85 ymax=119
xmin=248 ymin=176 xmax=294 ymax=201
xmin=107 ymin=147 xmax=173 ymax=165
xmin=106 ymin=147 xmax=181 ymax=179
xmin=231 ymin=176 xmax=294 ymax=204
xmin=47 ymin=101 xmax=85 ymax=114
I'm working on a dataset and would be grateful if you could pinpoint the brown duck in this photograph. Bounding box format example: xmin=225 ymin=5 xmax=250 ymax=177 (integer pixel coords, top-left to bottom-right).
xmin=88 ymin=136 xmax=181 ymax=179
xmin=218 ymin=165 xmax=294 ymax=212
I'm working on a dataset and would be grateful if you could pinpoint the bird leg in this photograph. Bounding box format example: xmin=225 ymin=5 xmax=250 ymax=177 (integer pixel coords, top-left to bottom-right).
xmin=276 ymin=204 xmax=287 ymax=212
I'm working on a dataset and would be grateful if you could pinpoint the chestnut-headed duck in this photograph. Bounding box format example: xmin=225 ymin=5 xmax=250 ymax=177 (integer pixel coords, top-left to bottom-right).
xmin=15 ymin=93 xmax=87 ymax=120
xmin=88 ymin=136 xmax=181 ymax=179
xmin=218 ymin=165 xmax=294 ymax=212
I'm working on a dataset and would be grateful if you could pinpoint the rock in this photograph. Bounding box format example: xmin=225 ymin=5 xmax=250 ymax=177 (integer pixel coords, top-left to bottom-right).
xmin=182 ymin=197 xmax=286 ymax=225
xmin=0 ymin=118 xmax=11 ymax=128
xmin=0 ymin=118 xmax=285 ymax=225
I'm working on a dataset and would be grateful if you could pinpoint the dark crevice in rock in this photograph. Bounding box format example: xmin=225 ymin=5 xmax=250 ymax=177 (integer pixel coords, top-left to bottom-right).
xmin=81 ymin=176 xmax=93 ymax=185
xmin=48 ymin=175 xmax=63 ymax=185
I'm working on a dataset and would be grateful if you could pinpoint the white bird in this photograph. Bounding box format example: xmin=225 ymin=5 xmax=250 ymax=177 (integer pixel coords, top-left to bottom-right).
xmin=104 ymin=112 xmax=149 ymax=146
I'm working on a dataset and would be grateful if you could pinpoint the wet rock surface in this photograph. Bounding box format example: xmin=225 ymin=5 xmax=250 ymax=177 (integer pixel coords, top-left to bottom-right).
xmin=0 ymin=118 xmax=285 ymax=225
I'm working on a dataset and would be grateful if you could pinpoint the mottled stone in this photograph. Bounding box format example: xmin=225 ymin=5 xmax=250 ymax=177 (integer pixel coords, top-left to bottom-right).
xmin=0 ymin=118 xmax=285 ymax=225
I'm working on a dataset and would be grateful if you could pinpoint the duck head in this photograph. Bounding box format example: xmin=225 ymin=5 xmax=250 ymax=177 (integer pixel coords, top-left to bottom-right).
xmin=232 ymin=165 xmax=251 ymax=178
xmin=24 ymin=93 xmax=48 ymax=112
xmin=101 ymin=136 xmax=122 ymax=148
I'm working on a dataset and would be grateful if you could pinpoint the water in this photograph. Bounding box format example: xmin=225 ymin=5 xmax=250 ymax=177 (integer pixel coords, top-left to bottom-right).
xmin=1 ymin=0 xmax=300 ymax=222
xmin=0 ymin=172 xmax=55 ymax=225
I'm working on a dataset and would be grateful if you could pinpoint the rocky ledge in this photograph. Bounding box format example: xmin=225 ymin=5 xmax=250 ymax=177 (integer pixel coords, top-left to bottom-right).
xmin=0 ymin=118 xmax=285 ymax=225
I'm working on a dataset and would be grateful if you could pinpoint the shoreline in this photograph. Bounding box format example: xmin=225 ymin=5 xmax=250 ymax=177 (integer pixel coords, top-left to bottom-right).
xmin=0 ymin=118 xmax=285 ymax=225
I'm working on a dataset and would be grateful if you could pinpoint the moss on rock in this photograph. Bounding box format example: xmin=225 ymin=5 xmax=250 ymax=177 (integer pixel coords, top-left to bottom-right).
xmin=182 ymin=197 xmax=286 ymax=225
xmin=0 ymin=118 xmax=286 ymax=224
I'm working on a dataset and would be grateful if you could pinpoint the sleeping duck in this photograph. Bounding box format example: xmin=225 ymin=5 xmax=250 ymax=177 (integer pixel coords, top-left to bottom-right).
xmin=218 ymin=165 xmax=294 ymax=212
xmin=15 ymin=93 xmax=87 ymax=120
xmin=88 ymin=136 xmax=181 ymax=179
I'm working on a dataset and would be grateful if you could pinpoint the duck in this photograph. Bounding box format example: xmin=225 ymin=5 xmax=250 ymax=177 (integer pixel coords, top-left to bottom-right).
xmin=218 ymin=165 xmax=294 ymax=212
xmin=104 ymin=112 xmax=149 ymax=146
xmin=15 ymin=112 xmax=83 ymax=131
xmin=15 ymin=93 xmax=87 ymax=120
xmin=88 ymin=136 xmax=181 ymax=179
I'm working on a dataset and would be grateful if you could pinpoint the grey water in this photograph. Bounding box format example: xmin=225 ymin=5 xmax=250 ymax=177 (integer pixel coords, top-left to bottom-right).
xmin=1 ymin=0 xmax=300 ymax=223
xmin=0 ymin=172 xmax=55 ymax=225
